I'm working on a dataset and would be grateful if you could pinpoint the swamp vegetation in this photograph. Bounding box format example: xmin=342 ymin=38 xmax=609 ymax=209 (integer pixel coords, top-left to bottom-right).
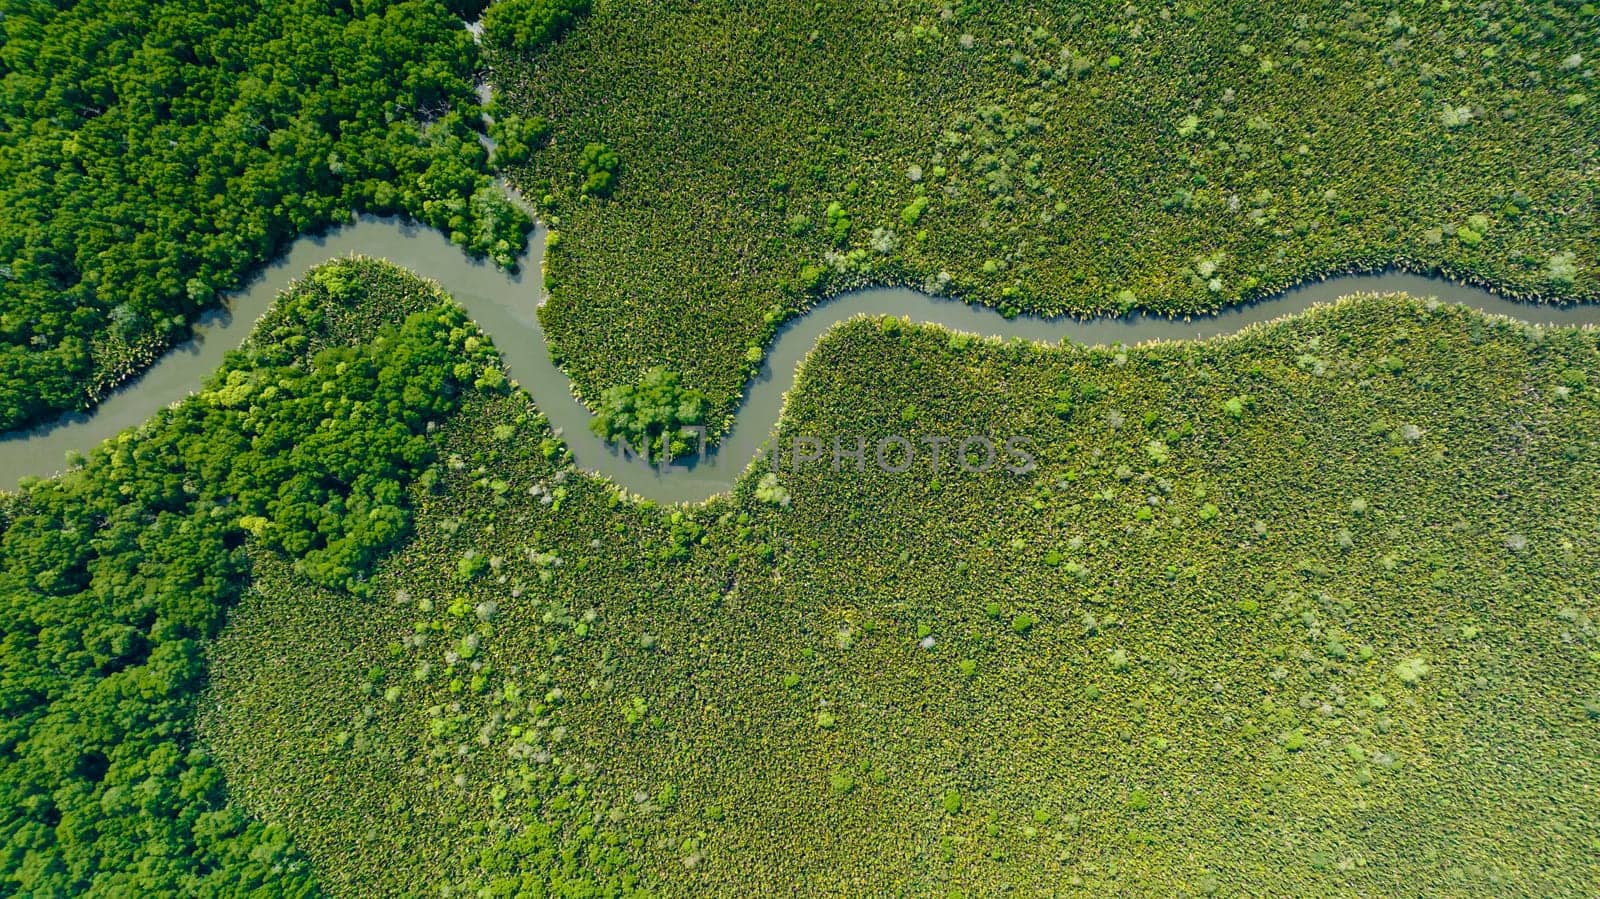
xmin=208 ymin=283 xmax=1600 ymax=896
xmin=1 ymin=0 xmax=1598 ymax=895
xmin=493 ymin=0 xmax=1599 ymax=437
xmin=8 ymin=261 xmax=1592 ymax=895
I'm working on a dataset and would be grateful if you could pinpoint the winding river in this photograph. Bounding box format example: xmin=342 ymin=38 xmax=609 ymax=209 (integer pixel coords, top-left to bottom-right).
xmin=1 ymin=214 xmax=1597 ymax=503
xmin=3 ymin=18 xmax=1595 ymax=504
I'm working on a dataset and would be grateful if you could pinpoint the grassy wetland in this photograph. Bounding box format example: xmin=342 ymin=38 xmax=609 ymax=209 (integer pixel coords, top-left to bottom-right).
xmin=491 ymin=0 xmax=1599 ymax=436
xmin=3 ymin=0 xmax=1600 ymax=895
xmin=203 ymin=272 xmax=1600 ymax=895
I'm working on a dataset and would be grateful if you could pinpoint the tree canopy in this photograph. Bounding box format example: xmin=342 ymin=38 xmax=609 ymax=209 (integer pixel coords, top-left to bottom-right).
xmin=0 ymin=260 xmax=505 ymax=895
xmin=481 ymin=0 xmax=593 ymax=54
xmin=0 ymin=0 xmax=530 ymax=432
xmin=589 ymin=366 xmax=709 ymax=463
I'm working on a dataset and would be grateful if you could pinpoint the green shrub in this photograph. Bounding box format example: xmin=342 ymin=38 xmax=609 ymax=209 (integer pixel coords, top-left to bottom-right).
xmin=578 ymin=141 xmax=621 ymax=197
xmin=825 ymin=201 xmax=852 ymax=244
xmin=1394 ymin=656 xmax=1432 ymax=685
xmin=901 ymin=195 xmax=930 ymax=226
xmin=589 ymin=366 xmax=707 ymax=461
xmin=489 ymin=113 xmax=553 ymax=168
xmin=755 ymin=473 xmax=791 ymax=507
xmin=482 ymin=0 xmax=592 ymax=53
xmin=1282 ymin=728 xmax=1307 ymax=751
xmin=458 ymin=551 xmax=489 ymax=581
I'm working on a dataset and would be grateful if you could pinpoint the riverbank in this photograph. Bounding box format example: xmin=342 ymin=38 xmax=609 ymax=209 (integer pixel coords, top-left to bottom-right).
xmin=1 ymin=219 xmax=1596 ymax=503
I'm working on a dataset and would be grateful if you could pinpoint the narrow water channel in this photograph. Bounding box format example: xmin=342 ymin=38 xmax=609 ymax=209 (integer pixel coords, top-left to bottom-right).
xmin=1 ymin=213 xmax=1595 ymax=503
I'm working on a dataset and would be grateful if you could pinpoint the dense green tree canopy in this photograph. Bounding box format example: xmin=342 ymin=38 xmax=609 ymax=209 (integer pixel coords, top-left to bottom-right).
xmin=0 ymin=0 xmax=529 ymax=432
xmin=0 ymin=261 xmax=504 ymax=895
xmin=589 ymin=365 xmax=709 ymax=462
xmin=481 ymin=0 xmax=592 ymax=54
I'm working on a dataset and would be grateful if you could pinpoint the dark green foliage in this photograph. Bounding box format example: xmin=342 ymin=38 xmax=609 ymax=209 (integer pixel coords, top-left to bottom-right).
xmin=588 ymin=366 xmax=708 ymax=461
xmin=0 ymin=261 xmax=500 ymax=895
xmin=0 ymin=0 xmax=528 ymax=431
xmin=481 ymin=0 xmax=593 ymax=53
xmin=445 ymin=0 xmax=493 ymax=17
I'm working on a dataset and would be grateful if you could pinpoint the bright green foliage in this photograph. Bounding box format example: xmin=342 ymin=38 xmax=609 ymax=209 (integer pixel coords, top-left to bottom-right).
xmin=481 ymin=0 xmax=593 ymax=53
xmin=488 ymin=111 xmax=554 ymax=168
xmin=578 ymin=141 xmax=621 ymax=197
xmin=942 ymin=790 xmax=963 ymax=815
xmin=589 ymin=366 xmax=708 ymax=462
xmin=1394 ymin=656 xmax=1432 ymax=686
xmin=0 ymin=0 xmax=531 ymax=432
xmin=0 ymin=261 xmax=502 ymax=895
xmin=754 ymin=472 xmax=791 ymax=507
xmin=497 ymin=0 xmax=1599 ymax=440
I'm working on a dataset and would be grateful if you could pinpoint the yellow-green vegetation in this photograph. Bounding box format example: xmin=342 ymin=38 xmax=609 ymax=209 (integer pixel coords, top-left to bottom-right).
xmin=6 ymin=2 xmax=1600 ymax=896
xmin=204 ymin=278 xmax=1600 ymax=894
xmin=492 ymin=0 xmax=1600 ymax=437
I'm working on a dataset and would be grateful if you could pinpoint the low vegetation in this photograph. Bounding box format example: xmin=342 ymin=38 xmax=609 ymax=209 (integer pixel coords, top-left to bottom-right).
xmin=491 ymin=0 xmax=1599 ymax=438
xmin=192 ymin=272 xmax=1600 ymax=894
xmin=3 ymin=257 xmax=1596 ymax=894
xmin=3 ymin=3 xmax=1599 ymax=893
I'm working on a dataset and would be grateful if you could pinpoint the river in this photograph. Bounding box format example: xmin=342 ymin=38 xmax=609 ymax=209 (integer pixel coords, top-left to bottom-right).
xmin=1 ymin=212 xmax=1596 ymax=503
